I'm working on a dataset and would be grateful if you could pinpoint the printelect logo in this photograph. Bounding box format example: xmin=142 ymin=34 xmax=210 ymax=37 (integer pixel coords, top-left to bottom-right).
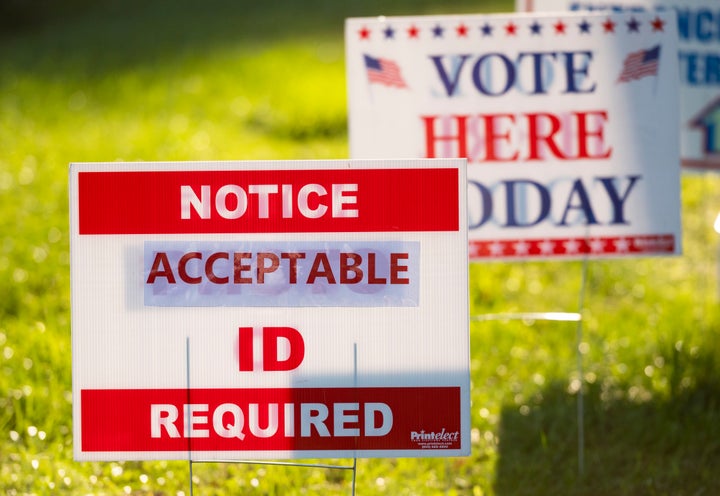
xmin=410 ymin=428 xmax=460 ymax=448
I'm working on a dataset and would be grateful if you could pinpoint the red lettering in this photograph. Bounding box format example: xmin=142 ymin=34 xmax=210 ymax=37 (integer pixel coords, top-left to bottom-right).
xmin=206 ymin=252 xmax=229 ymax=284
xmin=146 ymin=252 xmax=176 ymax=284
xmin=526 ymin=112 xmax=566 ymax=160
xmin=256 ymin=252 xmax=280 ymax=283
xmin=281 ymin=252 xmax=305 ymax=284
xmin=390 ymin=253 xmax=409 ymax=284
xmin=482 ymin=113 xmax=519 ymax=161
xmin=238 ymin=327 xmax=305 ymax=372
xmin=423 ymin=115 xmax=468 ymax=159
xmin=306 ymin=253 xmax=336 ymax=284
xmin=340 ymin=253 xmax=363 ymax=284
xmin=178 ymin=252 xmax=202 ymax=284
xmin=367 ymin=253 xmax=387 ymax=284
xmin=262 ymin=327 xmax=305 ymax=372
xmin=146 ymin=250 xmax=414 ymax=286
xmin=421 ymin=110 xmax=612 ymax=163
xmin=233 ymin=253 xmax=252 ymax=284
xmin=238 ymin=327 xmax=254 ymax=372
xmin=576 ymin=110 xmax=612 ymax=159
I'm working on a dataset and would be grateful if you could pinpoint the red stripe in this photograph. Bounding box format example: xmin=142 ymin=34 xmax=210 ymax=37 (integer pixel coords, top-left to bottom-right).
xmin=469 ymin=234 xmax=675 ymax=258
xmin=80 ymin=387 xmax=461 ymax=453
xmin=78 ymin=168 xmax=458 ymax=234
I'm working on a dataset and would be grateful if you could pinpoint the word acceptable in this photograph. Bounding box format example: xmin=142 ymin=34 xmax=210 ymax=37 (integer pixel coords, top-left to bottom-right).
xmin=143 ymin=241 xmax=421 ymax=307
xmin=146 ymin=250 xmax=410 ymax=286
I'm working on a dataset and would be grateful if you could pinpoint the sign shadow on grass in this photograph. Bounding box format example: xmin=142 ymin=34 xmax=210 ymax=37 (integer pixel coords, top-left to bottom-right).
xmin=493 ymin=367 xmax=720 ymax=495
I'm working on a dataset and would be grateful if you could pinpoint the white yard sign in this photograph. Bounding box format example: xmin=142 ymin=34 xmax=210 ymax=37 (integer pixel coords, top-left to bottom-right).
xmin=346 ymin=11 xmax=682 ymax=260
xmin=70 ymin=159 xmax=470 ymax=461
xmin=518 ymin=0 xmax=720 ymax=171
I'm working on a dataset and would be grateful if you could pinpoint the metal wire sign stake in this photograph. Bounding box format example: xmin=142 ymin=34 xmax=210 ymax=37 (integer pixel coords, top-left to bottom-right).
xmin=186 ymin=337 xmax=359 ymax=495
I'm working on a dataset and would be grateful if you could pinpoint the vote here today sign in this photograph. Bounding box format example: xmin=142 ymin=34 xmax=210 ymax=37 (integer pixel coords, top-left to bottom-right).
xmin=518 ymin=0 xmax=720 ymax=171
xmin=69 ymin=159 xmax=470 ymax=461
xmin=346 ymin=11 xmax=682 ymax=260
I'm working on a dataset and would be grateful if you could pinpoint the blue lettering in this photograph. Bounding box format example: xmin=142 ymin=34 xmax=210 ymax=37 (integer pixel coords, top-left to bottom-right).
xmin=681 ymin=52 xmax=701 ymax=85
xmin=564 ymin=51 xmax=596 ymax=94
xmin=430 ymin=51 xmax=597 ymax=97
xmin=516 ymin=52 xmax=557 ymax=95
xmin=706 ymin=54 xmax=720 ymax=84
xmin=697 ymin=9 xmax=714 ymax=42
xmin=472 ymin=53 xmax=515 ymax=96
xmin=559 ymin=179 xmax=598 ymax=226
xmin=468 ymin=181 xmax=492 ymax=229
xmin=679 ymin=52 xmax=720 ymax=86
xmin=505 ymin=180 xmax=551 ymax=227
xmin=429 ymin=54 xmax=471 ymax=97
xmin=677 ymin=8 xmax=691 ymax=40
xmin=674 ymin=8 xmax=720 ymax=43
xmin=468 ymin=176 xmax=641 ymax=229
xmin=568 ymin=3 xmax=645 ymax=13
xmin=597 ymin=176 xmax=641 ymax=225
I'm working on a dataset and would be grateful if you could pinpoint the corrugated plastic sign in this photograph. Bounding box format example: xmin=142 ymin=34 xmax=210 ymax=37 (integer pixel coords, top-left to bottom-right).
xmin=346 ymin=11 xmax=682 ymax=260
xmin=70 ymin=159 xmax=470 ymax=461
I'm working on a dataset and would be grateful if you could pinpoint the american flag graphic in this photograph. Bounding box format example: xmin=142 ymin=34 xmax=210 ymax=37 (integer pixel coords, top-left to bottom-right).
xmin=617 ymin=45 xmax=660 ymax=82
xmin=364 ymin=54 xmax=407 ymax=88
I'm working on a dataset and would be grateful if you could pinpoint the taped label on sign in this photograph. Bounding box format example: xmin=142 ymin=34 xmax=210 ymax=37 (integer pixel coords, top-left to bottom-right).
xmin=144 ymin=240 xmax=420 ymax=307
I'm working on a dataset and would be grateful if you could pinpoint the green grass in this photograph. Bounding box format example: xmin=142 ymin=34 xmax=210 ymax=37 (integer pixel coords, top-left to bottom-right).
xmin=2 ymin=1 xmax=720 ymax=494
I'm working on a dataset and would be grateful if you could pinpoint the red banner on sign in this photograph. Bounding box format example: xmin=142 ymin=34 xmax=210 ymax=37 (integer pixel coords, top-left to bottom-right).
xmin=469 ymin=233 xmax=676 ymax=258
xmin=81 ymin=387 xmax=461 ymax=453
xmin=78 ymin=168 xmax=459 ymax=234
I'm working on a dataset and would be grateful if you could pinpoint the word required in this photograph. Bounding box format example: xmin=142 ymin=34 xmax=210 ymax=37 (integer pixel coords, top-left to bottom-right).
xmin=181 ymin=183 xmax=359 ymax=220
xmin=150 ymin=401 xmax=393 ymax=440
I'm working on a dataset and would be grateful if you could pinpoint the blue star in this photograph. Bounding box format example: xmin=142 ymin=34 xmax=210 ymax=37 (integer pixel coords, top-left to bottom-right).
xmin=529 ymin=21 xmax=542 ymax=35
xmin=383 ymin=25 xmax=395 ymax=39
xmin=579 ymin=20 xmax=591 ymax=33
xmin=627 ymin=17 xmax=640 ymax=32
xmin=480 ymin=23 xmax=493 ymax=36
xmin=432 ymin=24 xmax=444 ymax=38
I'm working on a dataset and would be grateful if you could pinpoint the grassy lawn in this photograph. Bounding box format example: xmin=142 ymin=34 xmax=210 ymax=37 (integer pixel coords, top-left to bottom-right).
xmin=2 ymin=0 xmax=720 ymax=494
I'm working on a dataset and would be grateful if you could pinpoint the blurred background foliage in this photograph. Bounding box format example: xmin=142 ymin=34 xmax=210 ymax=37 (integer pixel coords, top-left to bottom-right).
xmin=2 ymin=0 xmax=720 ymax=494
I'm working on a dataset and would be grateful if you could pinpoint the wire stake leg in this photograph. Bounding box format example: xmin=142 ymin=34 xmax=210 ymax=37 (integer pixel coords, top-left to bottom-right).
xmin=576 ymin=258 xmax=589 ymax=477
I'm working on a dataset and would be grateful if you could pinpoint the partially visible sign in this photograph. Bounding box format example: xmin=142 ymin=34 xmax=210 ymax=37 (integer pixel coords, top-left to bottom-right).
xmin=70 ymin=160 xmax=470 ymax=460
xmin=346 ymin=11 xmax=682 ymax=260
xmin=518 ymin=0 xmax=720 ymax=171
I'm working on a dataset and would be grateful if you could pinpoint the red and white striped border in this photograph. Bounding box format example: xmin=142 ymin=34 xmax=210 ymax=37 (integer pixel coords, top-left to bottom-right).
xmin=469 ymin=234 xmax=675 ymax=259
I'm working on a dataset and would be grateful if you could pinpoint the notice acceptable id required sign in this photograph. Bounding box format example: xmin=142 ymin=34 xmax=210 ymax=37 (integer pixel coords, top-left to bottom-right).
xmin=70 ymin=159 xmax=470 ymax=461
